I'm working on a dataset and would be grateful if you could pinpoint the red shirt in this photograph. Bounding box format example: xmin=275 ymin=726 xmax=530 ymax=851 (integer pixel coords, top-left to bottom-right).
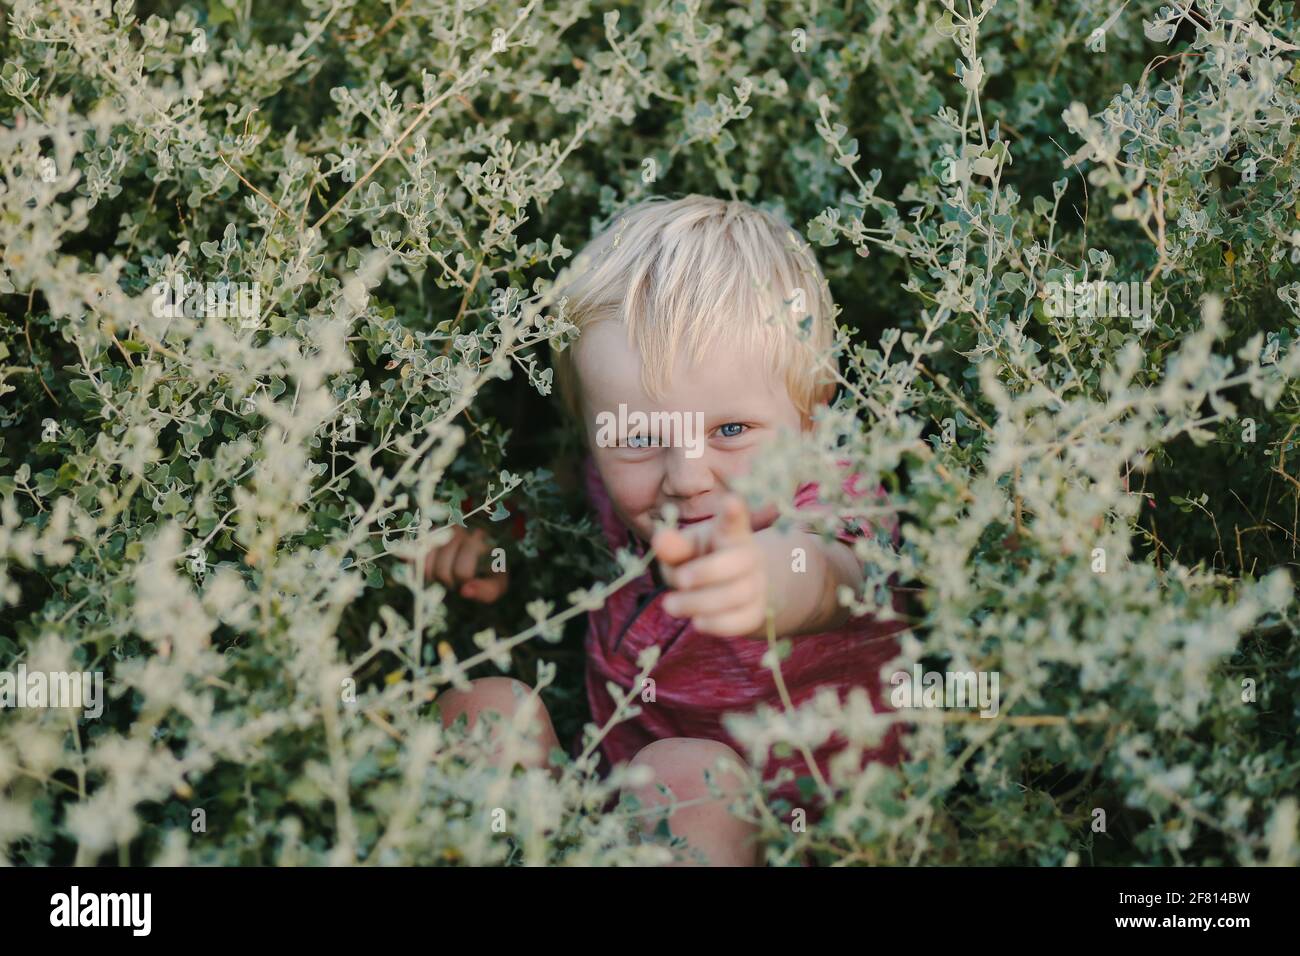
xmin=581 ymin=455 xmax=906 ymax=819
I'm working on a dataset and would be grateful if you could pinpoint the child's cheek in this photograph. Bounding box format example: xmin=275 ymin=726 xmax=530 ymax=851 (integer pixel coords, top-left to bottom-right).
xmin=749 ymin=501 xmax=780 ymax=533
xmin=603 ymin=465 xmax=658 ymax=527
xmin=720 ymin=458 xmax=788 ymax=533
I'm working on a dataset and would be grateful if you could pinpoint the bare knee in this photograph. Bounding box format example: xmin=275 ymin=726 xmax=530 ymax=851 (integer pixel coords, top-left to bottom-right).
xmin=438 ymin=677 xmax=537 ymax=728
xmin=629 ymin=737 xmax=751 ymax=801
xmin=627 ymin=737 xmax=760 ymax=866
xmin=437 ymin=677 xmax=559 ymax=771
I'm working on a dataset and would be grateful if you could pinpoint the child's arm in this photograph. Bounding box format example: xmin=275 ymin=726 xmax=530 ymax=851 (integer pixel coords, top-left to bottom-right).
xmin=654 ymin=495 xmax=864 ymax=639
xmin=752 ymin=524 xmax=864 ymax=638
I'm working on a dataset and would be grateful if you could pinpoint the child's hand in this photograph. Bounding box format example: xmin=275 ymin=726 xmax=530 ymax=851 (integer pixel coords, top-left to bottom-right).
xmin=421 ymin=525 xmax=509 ymax=603
xmin=653 ymin=494 xmax=769 ymax=638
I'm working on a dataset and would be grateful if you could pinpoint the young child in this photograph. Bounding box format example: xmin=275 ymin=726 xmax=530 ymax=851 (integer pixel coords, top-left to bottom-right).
xmin=428 ymin=195 xmax=905 ymax=866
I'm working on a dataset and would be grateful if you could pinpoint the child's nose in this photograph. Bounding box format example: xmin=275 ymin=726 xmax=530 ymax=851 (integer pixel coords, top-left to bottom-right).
xmin=661 ymin=446 xmax=714 ymax=499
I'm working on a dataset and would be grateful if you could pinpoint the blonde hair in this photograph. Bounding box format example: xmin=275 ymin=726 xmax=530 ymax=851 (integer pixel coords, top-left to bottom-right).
xmin=549 ymin=194 xmax=838 ymax=427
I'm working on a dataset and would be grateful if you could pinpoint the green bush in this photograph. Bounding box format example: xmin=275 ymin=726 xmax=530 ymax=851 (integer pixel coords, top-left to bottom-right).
xmin=2 ymin=0 xmax=1298 ymax=865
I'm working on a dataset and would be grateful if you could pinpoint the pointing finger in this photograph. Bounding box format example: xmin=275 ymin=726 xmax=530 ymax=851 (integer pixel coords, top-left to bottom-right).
xmin=652 ymin=525 xmax=700 ymax=567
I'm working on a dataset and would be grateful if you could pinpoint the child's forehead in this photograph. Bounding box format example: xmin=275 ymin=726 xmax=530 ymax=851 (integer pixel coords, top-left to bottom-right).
xmin=574 ymin=321 xmax=641 ymax=379
xmin=575 ymin=321 xmax=785 ymax=407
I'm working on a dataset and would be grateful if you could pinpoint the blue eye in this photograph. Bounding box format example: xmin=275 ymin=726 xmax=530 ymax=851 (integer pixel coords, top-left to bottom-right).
xmin=718 ymin=423 xmax=746 ymax=438
xmin=626 ymin=434 xmax=653 ymax=449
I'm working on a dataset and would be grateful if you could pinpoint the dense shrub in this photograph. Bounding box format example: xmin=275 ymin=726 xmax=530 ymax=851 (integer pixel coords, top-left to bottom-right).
xmin=2 ymin=0 xmax=1298 ymax=865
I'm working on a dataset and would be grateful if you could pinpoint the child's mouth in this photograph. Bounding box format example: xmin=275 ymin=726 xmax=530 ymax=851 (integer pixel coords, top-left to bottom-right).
xmin=677 ymin=515 xmax=713 ymax=525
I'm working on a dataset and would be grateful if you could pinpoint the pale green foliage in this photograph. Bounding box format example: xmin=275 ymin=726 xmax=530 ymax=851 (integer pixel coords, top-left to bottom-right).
xmin=1 ymin=0 xmax=1298 ymax=865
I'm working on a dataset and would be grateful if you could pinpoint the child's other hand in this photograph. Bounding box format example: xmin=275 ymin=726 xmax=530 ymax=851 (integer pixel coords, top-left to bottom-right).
xmin=653 ymin=494 xmax=768 ymax=638
xmin=422 ymin=525 xmax=509 ymax=603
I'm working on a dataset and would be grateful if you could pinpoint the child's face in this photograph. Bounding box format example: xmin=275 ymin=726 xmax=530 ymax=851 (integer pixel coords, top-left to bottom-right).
xmin=575 ymin=321 xmax=807 ymax=545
